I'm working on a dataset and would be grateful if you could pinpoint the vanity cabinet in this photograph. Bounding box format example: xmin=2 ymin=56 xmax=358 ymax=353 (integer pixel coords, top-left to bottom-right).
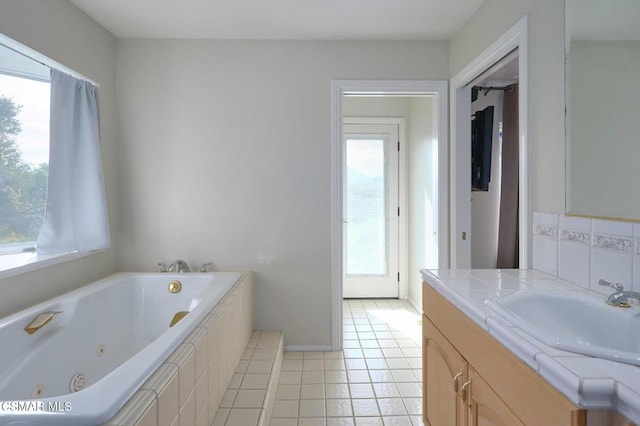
xmin=423 ymin=282 xmax=587 ymax=426
xmin=423 ymin=314 xmax=522 ymax=426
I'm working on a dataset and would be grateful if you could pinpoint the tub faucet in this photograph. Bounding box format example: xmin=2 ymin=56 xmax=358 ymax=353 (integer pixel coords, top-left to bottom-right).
xmin=168 ymin=259 xmax=190 ymax=273
xmin=25 ymin=311 xmax=63 ymax=334
xmin=598 ymin=279 xmax=640 ymax=308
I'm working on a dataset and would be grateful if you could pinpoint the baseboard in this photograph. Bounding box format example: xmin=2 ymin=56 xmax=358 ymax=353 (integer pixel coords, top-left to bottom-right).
xmin=408 ymin=296 xmax=422 ymax=314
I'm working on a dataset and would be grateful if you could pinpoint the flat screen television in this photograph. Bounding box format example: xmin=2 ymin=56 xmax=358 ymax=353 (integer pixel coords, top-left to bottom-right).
xmin=471 ymin=105 xmax=494 ymax=191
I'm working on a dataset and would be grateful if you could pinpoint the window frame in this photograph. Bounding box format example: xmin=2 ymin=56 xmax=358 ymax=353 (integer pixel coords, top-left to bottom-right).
xmin=0 ymin=33 xmax=103 ymax=277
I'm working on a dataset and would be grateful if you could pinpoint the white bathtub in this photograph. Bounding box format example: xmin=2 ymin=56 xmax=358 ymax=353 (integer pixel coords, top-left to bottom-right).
xmin=0 ymin=272 xmax=241 ymax=425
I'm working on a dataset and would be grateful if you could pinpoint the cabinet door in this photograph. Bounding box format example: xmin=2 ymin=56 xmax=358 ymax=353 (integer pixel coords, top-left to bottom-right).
xmin=423 ymin=315 xmax=467 ymax=426
xmin=467 ymin=366 xmax=524 ymax=426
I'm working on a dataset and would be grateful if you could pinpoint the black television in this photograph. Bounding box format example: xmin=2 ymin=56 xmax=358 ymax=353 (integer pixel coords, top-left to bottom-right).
xmin=471 ymin=105 xmax=494 ymax=191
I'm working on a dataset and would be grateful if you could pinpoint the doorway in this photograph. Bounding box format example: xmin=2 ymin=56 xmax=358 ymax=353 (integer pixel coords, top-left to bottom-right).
xmin=450 ymin=16 xmax=529 ymax=269
xmin=343 ymin=121 xmax=400 ymax=298
xmin=330 ymin=80 xmax=448 ymax=350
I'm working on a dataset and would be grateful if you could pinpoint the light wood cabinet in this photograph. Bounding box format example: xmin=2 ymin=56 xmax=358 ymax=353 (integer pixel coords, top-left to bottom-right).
xmin=423 ymin=317 xmax=467 ymax=426
xmin=423 ymin=281 xmax=587 ymax=426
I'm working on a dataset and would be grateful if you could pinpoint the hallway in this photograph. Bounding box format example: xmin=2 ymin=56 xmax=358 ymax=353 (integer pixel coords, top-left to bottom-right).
xmin=270 ymin=299 xmax=423 ymax=425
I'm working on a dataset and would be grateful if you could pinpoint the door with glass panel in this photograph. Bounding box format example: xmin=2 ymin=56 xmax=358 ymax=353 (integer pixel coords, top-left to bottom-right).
xmin=343 ymin=123 xmax=399 ymax=298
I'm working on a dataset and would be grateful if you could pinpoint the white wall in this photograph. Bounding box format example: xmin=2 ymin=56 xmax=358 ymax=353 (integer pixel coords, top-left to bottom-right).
xmin=451 ymin=0 xmax=566 ymax=215
xmin=408 ymin=97 xmax=438 ymax=306
xmin=343 ymin=96 xmax=410 ymax=118
xmin=471 ymin=91 xmax=503 ymax=268
xmin=116 ymin=40 xmax=449 ymax=347
xmin=0 ymin=0 xmax=119 ymax=318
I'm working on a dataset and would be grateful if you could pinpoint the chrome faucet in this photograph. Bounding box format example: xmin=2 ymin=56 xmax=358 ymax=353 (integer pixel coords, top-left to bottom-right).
xmin=598 ymin=279 xmax=640 ymax=308
xmin=168 ymin=259 xmax=190 ymax=273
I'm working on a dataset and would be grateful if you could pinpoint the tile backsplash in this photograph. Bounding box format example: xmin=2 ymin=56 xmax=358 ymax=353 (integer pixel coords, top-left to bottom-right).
xmin=533 ymin=212 xmax=640 ymax=293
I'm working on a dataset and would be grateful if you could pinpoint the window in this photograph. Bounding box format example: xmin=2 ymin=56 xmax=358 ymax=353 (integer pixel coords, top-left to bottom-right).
xmin=0 ymin=35 xmax=110 ymax=276
xmin=0 ymin=70 xmax=50 ymax=255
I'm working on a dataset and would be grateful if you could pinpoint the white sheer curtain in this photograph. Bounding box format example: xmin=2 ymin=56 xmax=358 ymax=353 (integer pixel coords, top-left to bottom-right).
xmin=36 ymin=70 xmax=110 ymax=254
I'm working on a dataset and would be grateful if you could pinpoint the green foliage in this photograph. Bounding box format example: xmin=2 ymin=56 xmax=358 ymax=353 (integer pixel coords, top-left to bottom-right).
xmin=0 ymin=94 xmax=48 ymax=246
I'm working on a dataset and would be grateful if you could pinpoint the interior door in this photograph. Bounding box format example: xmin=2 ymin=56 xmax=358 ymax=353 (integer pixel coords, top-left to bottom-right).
xmin=343 ymin=123 xmax=399 ymax=298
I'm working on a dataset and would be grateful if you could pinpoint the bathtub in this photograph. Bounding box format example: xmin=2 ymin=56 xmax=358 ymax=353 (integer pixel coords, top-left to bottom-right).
xmin=0 ymin=271 xmax=242 ymax=425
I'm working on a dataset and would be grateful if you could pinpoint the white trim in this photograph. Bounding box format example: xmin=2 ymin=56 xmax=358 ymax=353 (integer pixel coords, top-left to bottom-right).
xmin=0 ymin=33 xmax=98 ymax=86
xmin=0 ymin=250 xmax=102 ymax=280
xmin=449 ymin=15 xmax=530 ymax=269
xmin=343 ymin=117 xmax=407 ymax=299
xmin=284 ymin=345 xmax=333 ymax=352
xmin=331 ymin=79 xmax=448 ymax=351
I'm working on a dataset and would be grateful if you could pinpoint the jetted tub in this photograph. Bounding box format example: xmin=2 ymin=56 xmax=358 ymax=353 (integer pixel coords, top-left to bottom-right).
xmin=0 ymin=272 xmax=241 ymax=425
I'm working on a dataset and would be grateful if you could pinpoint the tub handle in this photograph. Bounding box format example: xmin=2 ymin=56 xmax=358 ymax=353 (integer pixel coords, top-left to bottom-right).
xmin=169 ymin=311 xmax=189 ymax=328
xmin=24 ymin=311 xmax=63 ymax=335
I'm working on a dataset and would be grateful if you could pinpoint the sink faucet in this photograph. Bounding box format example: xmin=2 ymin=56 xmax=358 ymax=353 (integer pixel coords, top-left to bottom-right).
xmin=168 ymin=259 xmax=190 ymax=273
xmin=598 ymin=279 xmax=640 ymax=308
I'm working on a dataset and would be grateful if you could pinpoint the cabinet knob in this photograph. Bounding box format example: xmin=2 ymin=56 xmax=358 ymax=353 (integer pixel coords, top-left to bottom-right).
xmin=453 ymin=371 xmax=463 ymax=392
xmin=461 ymin=379 xmax=472 ymax=404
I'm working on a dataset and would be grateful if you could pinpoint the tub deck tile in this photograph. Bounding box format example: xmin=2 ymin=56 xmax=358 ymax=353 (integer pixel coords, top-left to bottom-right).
xmin=222 ymin=330 xmax=284 ymax=426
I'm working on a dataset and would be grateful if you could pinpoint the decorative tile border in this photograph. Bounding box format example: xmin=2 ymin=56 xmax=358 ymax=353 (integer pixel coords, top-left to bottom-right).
xmin=592 ymin=234 xmax=633 ymax=253
xmin=533 ymin=224 xmax=558 ymax=239
xmin=559 ymin=229 xmax=590 ymax=245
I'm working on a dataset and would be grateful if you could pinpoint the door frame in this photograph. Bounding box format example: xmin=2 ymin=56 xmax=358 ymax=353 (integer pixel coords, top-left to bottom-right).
xmin=331 ymin=80 xmax=448 ymax=350
xmin=343 ymin=117 xmax=404 ymax=299
xmin=450 ymin=15 xmax=530 ymax=269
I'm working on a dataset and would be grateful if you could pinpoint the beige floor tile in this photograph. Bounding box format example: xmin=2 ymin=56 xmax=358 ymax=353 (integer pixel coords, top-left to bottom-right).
xmin=324 ymin=359 xmax=346 ymax=371
xmin=325 ymin=383 xmax=350 ymax=399
xmin=269 ymin=418 xmax=298 ymax=426
xmin=365 ymin=359 xmax=389 ymax=370
xmin=300 ymin=384 xmax=325 ymax=399
xmin=299 ymin=399 xmax=326 ymax=417
xmin=275 ymin=300 xmax=423 ymax=425
xmin=233 ymin=389 xmax=266 ymax=408
xmin=372 ymin=383 xmax=400 ymax=398
xmin=377 ymin=398 xmax=407 ymax=416
xmin=349 ymin=383 xmax=375 ymax=399
xmin=382 ymin=415 xmax=413 ymax=425
xmin=345 ymin=358 xmax=367 ymax=370
xmin=303 ymin=359 xmax=325 ymax=371
xmin=325 ymin=370 xmax=348 ymax=384
xmin=326 ymin=398 xmax=353 ymax=417
xmin=302 ymin=371 xmax=325 ymax=384
xmin=298 ymin=418 xmax=327 ymax=426
xmin=225 ymin=408 xmax=261 ymax=426
xmin=396 ymin=383 xmax=422 ymax=398
xmin=352 ymin=398 xmax=380 ymax=416
xmin=326 ymin=417 xmax=355 ymax=426
xmin=272 ymin=400 xmax=299 ymax=418
xmin=402 ymin=398 xmax=422 ymax=415
xmin=368 ymin=369 xmax=394 ymax=383
xmin=276 ymin=384 xmax=300 ymax=400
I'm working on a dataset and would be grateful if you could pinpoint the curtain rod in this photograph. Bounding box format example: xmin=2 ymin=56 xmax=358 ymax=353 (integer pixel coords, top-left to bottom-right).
xmin=0 ymin=34 xmax=99 ymax=87
xmin=474 ymin=85 xmax=514 ymax=95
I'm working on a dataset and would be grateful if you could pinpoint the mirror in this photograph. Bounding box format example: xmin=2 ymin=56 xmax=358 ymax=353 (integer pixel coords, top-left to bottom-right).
xmin=565 ymin=0 xmax=640 ymax=221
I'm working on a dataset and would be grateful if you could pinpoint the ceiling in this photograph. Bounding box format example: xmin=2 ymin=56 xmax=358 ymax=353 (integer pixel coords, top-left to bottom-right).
xmin=69 ymin=0 xmax=484 ymax=40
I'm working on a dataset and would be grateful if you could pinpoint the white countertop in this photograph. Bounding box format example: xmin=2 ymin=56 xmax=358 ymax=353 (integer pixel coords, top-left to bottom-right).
xmin=421 ymin=268 xmax=640 ymax=423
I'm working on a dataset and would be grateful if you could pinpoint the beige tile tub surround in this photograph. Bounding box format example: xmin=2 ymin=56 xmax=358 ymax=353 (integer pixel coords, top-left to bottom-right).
xmin=105 ymin=272 xmax=253 ymax=426
xmin=212 ymin=330 xmax=284 ymax=426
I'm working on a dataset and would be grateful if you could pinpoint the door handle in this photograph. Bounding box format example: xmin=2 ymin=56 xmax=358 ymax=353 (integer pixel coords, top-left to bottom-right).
xmin=453 ymin=371 xmax=463 ymax=392
xmin=461 ymin=379 xmax=472 ymax=404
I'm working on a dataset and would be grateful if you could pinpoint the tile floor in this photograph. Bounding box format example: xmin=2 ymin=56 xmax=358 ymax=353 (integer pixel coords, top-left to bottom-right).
xmin=270 ymin=299 xmax=423 ymax=426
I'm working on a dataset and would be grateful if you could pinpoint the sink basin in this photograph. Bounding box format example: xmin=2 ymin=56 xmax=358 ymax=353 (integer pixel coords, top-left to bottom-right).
xmin=486 ymin=289 xmax=640 ymax=366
